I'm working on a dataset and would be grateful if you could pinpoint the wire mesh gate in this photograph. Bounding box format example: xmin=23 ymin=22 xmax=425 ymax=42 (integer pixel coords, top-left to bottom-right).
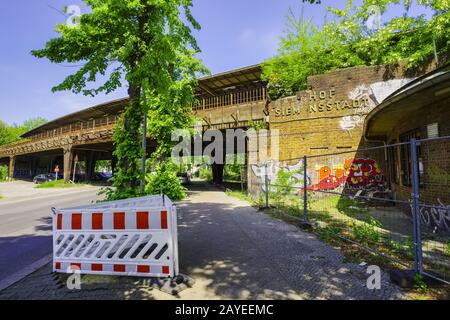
xmin=254 ymin=136 xmax=450 ymax=285
xmin=52 ymin=195 xmax=179 ymax=278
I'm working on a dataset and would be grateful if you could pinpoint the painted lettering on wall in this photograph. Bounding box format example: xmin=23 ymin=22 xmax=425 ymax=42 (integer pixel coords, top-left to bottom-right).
xmin=251 ymin=160 xmax=307 ymax=192
xmin=308 ymin=158 xmax=385 ymax=191
xmin=273 ymin=88 xmax=370 ymax=117
xmin=305 ymin=88 xmax=370 ymax=114
xmin=415 ymin=199 xmax=450 ymax=233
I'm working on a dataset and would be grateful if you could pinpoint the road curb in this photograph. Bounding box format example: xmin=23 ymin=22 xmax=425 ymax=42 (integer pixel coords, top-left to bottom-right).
xmin=0 ymin=254 xmax=52 ymax=292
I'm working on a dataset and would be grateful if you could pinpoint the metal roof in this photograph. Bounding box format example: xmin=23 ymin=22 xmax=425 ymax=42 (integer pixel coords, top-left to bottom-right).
xmin=196 ymin=64 xmax=264 ymax=96
xmin=22 ymin=98 xmax=129 ymax=138
xmin=21 ymin=64 xmax=265 ymax=138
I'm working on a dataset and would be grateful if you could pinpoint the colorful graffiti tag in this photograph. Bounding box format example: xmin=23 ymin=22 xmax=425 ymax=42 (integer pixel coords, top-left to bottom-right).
xmin=308 ymin=158 xmax=385 ymax=191
xmin=251 ymin=158 xmax=385 ymax=194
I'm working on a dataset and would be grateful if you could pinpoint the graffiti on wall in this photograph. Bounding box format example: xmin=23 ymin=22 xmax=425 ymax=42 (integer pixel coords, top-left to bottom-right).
xmin=251 ymin=160 xmax=307 ymax=192
xmin=308 ymin=158 xmax=385 ymax=191
xmin=341 ymin=79 xmax=414 ymax=132
xmin=251 ymin=158 xmax=385 ymax=193
xmin=416 ymin=199 xmax=450 ymax=233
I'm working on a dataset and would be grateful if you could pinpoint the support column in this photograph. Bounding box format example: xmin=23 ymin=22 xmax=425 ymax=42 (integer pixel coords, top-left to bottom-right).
xmin=218 ymin=164 xmax=225 ymax=184
xmin=63 ymin=146 xmax=74 ymax=183
xmin=9 ymin=156 xmax=15 ymax=180
xmin=86 ymin=151 xmax=96 ymax=181
xmin=211 ymin=154 xmax=225 ymax=185
xmin=31 ymin=157 xmax=38 ymax=178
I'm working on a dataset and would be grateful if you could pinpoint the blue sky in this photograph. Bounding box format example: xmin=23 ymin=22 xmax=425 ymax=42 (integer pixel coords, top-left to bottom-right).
xmin=0 ymin=0 xmax=432 ymax=125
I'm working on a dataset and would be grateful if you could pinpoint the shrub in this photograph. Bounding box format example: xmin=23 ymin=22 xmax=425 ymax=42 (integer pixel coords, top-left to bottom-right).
xmin=145 ymin=160 xmax=186 ymax=201
xmin=199 ymin=165 xmax=212 ymax=182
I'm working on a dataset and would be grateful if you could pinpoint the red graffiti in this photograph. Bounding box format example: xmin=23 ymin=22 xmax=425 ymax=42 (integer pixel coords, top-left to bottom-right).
xmin=308 ymin=158 xmax=384 ymax=191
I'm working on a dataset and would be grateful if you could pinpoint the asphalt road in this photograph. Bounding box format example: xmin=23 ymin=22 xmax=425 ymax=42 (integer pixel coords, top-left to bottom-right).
xmin=0 ymin=181 xmax=102 ymax=285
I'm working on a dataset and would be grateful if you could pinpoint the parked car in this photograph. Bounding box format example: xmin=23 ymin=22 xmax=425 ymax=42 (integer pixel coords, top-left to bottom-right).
xmin=177 ymin=172 xmax=191 ymax=185
xmin=92 ymin=172 xmax=113 ymax=181
xmin=33 ymin=173 xmax=62 ymax=184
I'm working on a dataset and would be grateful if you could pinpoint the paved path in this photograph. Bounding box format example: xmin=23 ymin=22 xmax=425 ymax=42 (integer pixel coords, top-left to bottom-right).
xmin=0 ymin=181 xmax=101 ymax=288
xmin=0 ymin=182 xmax=404 ymax=300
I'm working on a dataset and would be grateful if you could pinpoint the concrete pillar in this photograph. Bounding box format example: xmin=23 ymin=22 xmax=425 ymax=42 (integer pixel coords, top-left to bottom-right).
xmin=9 ymin=156 xmax=15 ymax=180
xmin=63 ymin=146 xmax=74 ymax=183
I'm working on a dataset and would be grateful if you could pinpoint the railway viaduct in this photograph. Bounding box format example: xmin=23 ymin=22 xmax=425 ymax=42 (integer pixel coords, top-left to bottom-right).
xmin=0 ymin=65 xmax=267 ymax=183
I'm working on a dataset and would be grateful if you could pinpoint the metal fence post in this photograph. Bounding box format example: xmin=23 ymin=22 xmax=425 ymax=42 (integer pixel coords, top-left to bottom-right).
xmin=264 ymin=163 xmax=269 ymax=208
xmin=410 ymin=138 xmax=423 ymax=274
xmin=303 ymin=155 xmax=308 ymax=223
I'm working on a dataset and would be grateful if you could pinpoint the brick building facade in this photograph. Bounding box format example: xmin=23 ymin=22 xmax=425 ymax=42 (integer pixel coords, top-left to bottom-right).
xmin=249 ymin=61 xmax=449 ymax=207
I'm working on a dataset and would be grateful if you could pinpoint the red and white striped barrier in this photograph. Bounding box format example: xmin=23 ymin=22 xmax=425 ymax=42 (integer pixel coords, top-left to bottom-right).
xmin=53 ymin=195 xmax=179 ymax=278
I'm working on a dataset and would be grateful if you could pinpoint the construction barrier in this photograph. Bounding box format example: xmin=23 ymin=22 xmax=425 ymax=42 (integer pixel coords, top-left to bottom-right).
xmin=52 ymin=195 xmax=179 ymax=278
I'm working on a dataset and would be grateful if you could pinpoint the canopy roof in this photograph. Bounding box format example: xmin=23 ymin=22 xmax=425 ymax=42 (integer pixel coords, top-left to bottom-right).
xmin=364 ymin=65 xmax=450 ymax=140
xmin=196 ymin=64 xmax=264 ymax=96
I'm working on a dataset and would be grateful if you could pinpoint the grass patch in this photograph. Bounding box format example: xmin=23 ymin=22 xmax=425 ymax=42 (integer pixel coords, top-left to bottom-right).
xmin=225 ymin=190 xmax=265 ymax=207
xmin=35 ymin=180 xmax=86 ymax=189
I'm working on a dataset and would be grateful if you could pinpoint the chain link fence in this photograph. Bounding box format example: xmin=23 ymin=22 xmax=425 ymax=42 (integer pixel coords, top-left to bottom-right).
xmin=250 ymin=137 xmax=450 ymax=284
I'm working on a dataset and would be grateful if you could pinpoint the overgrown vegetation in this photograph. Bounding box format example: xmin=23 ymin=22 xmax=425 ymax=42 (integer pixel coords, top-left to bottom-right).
xmin=263 ymin=0 xmax=450 ymax=98
xmin=145 ymin=159 xmax=187 ymax=201
xmin=0 ymin=118 xmax=47 ymax=146
xmin=199 ymin=165 xmax=213 ymax=182
xmin=224 ymin=155 xmax=246 ymax=182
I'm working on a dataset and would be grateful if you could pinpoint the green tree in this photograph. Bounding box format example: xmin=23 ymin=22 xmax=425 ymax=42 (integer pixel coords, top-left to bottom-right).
xmin=0 ymin=121 xmax=15 ymax=146
xmin=0 ymin=118 xmax=48 ymax=146
xmin=22 ymin=117 xmax=48 ymax=131
xmin=32 ymin=0 xmax=206 ymax=198
xmin=263 ymin=0 xmax=450 ymax=98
